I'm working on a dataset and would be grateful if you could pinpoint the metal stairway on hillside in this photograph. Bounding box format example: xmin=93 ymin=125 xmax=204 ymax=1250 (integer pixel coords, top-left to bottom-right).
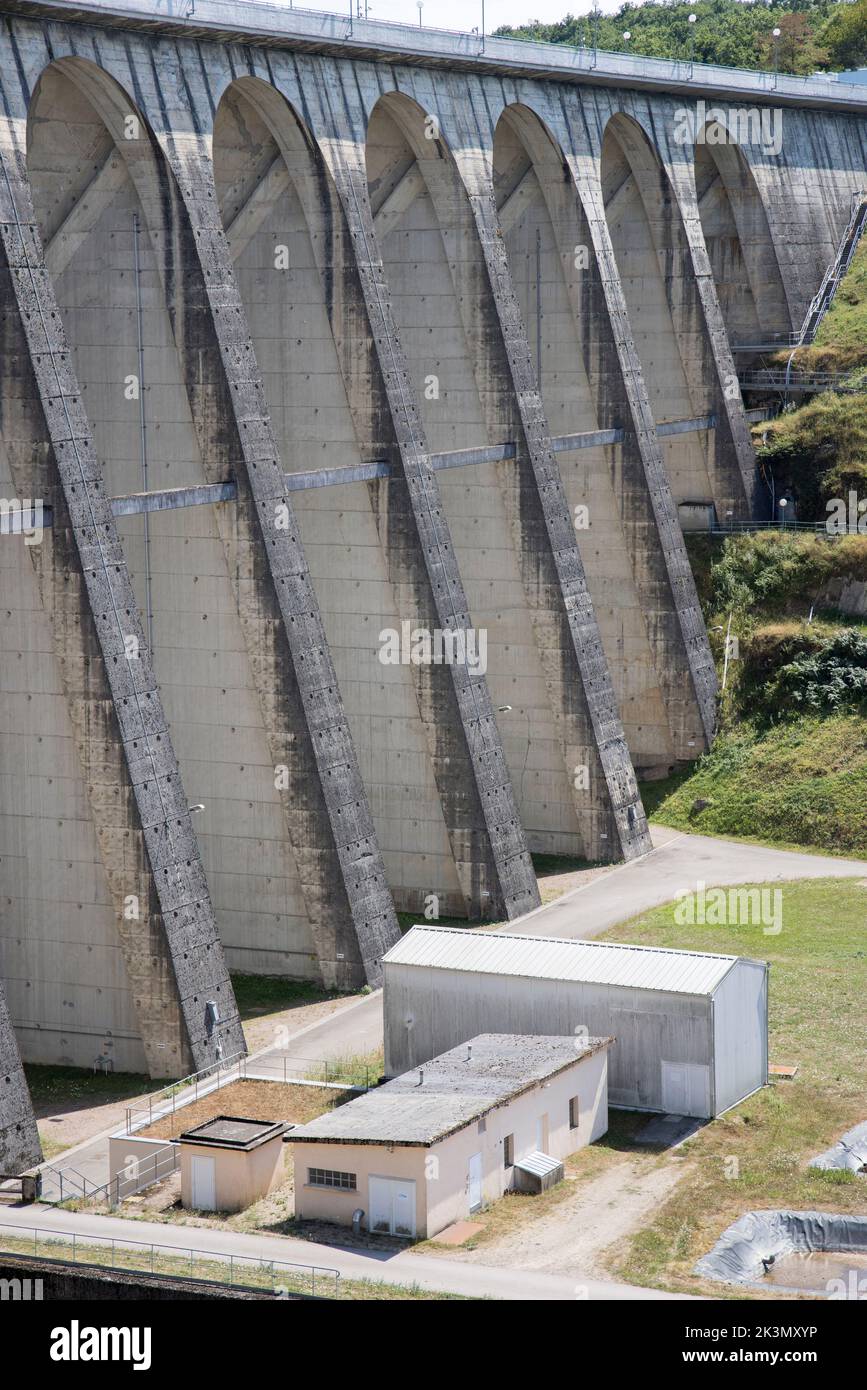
xmin=732 ymin=192 xmax=867 ymax=356
xmin=797 ymin=191 xmax=867 ymax=346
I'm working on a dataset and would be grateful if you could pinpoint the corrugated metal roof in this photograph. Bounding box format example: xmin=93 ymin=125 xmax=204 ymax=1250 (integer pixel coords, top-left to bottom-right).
xmin=514 ymin=1150 xmax=563 ymax=1179
xmin=382 ymin=926 xmax=741 ymax=996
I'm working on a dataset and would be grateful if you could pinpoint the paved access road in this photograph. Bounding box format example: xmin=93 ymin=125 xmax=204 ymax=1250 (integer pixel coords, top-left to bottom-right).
xmin=512 ymin=823 xmax=867 ymax=941
xmin=255 ymin=825 xmax=867 ymax=1067
xmin=0 ymin=1203 xmax=692 ymax=1301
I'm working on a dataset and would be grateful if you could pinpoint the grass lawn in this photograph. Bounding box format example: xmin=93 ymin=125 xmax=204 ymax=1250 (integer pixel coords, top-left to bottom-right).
xmin=596 ymin=877 xmax=867 ymax=1295
xmin=23 ymin=1065 xmax=153 ymax=1111
xmin=135 ymin=1079 xmax=348 ymax=1141
xmin=230 ymin=973 xmax=345 ymax=1019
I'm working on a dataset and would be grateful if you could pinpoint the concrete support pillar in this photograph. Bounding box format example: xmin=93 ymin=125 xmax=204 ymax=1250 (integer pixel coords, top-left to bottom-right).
xmin=439 ymin=133 xmax=652 ymax=860
xmin=553 ymin=178 xmax=716 ymax=749
xmin=135 ymin=127 xmax=401 ymax=987
xmin=0 ymin=125 xmax=244 ymax=1077
xmin=289 ymin=73 xmax=540 ymax=914
xmin=226 ymin=81 xmax=525 ymax=918
xmin=543 ymin=108 xmax=719 ymax=748
xmin=659 ymin=146 xmax=761 ymax=518
xmin=0 ymin=977 xmax=41 ymax=1171
xmin=328 ymin=163 xmax=540 ymax=914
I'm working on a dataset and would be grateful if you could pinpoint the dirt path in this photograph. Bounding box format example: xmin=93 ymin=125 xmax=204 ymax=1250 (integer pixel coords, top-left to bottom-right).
xmin=36 ymin=1094 xmax=150 ymax=1159
xmin=446 ymin=1155 xmax=686 ymax=1280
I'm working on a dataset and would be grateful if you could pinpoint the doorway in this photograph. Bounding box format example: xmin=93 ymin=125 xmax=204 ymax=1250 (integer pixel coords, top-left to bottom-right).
xmin=190 ymin=1155 xmax=216 ymax=1211
xmin=369 ymin=1176 xmax=416 ymax=1237
xmin=468 ymin=1152 xmax=483 ymax=1212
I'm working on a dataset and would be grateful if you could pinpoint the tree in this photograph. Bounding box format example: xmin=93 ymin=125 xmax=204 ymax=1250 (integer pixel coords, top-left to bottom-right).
xmin=495 ymin=1 xmax=842 ymax=74
xmin=822 ymin=0 xmax=867 ymax=69
xmin=758 ymin=12 xmax=830 ymax=70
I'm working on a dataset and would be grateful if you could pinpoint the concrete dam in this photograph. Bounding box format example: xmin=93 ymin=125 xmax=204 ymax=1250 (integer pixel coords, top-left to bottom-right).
xmin=2 ymin=0 xmax=866 ymax=1169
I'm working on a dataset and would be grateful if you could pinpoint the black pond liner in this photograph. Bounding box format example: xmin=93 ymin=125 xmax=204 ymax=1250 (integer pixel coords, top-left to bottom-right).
xmin=809 ymin=1121 xmax=867 ymax=1174
xmin=695 ymin=1210 xmax=867 ymax=1294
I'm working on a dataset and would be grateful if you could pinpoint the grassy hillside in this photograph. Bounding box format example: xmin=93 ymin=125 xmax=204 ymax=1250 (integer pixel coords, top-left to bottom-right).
xmin=646 ymin=532 xmax=867 ymax=855
xmin=643 ymin=715 xmax=867 ymax=855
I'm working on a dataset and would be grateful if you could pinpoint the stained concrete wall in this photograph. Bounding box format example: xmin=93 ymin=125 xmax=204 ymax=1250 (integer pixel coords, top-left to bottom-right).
xmin=26 ymin=66 xmax=320 ymax=983
xmin=0 ymin=2 xmax=864 ymax=1163
xmin=213 ymin=85 xmax=467 ymax=917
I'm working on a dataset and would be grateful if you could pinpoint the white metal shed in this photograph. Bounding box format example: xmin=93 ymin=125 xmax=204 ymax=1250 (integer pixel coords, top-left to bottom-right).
xmin=383 ymin=927 xmax=769 ymax=1118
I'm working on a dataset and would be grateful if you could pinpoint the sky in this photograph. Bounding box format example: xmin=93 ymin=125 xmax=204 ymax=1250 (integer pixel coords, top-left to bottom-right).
xmin=271 ymin=0 xmax=630 ymax=37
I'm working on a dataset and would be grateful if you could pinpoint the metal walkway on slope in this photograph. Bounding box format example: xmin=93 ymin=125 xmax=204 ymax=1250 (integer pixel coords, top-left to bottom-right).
xmin=735 ymin=191 xmax=867 ymax=364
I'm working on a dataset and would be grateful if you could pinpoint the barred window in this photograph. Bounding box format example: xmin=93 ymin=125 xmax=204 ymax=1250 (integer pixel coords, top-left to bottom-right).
xmin=308 ymin=1167 xmax=357 ymax=1191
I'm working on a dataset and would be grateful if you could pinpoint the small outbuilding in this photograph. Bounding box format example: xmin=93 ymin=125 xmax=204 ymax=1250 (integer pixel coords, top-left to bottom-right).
xmin=179 ymin=1116 xmax=288 ymax=1213
xmin=383 ymin=927 xmax=769 ymax=1119
xmin=286 ymin=1033 xmax=612 ymax=1239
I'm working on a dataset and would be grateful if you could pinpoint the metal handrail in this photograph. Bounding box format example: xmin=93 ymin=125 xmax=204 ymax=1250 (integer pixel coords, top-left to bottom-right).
xmin=0 ymin=1220 xmax=340 ymax=1297
xmin=123 ymin=1049 xmax=246 ymax=1133
xmin=122 ymin=1051 xmax=373 ymax=1135
xmin=739 ymin=369 xmax=864 ymax=394
xmin=797 ymin=193 xmax=867 ymax=345
xmin=111 ymin=1146 xmax=181 ymax=1207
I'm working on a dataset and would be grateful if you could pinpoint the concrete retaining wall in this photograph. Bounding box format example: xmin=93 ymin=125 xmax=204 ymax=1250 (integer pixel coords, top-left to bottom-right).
xmin=0 ymin=2 xmax=863 ymax=1161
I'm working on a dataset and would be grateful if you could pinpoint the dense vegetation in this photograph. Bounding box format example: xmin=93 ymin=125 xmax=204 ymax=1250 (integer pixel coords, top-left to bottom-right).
xmin=644 ymin=532 xmax=867 ymax=852
xmin=497 ymin=0 xmax=866 ymax=76
xmin=756 ymin=235 xmax=867 ymax=520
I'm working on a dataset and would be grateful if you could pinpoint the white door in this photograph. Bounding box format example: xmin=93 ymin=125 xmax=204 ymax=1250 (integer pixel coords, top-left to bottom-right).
xmin=368 ymin=1176 xmax=416 ymax=1238
xmin=190 ymin=1155 xmax=216 ymax=1211
xmin=536 ymin=1114 xmax=549 ymax=1152
xmin=661 ymin=1061 xmax=710 ymax=1118
xmin=468 ymin=1152 xmax=483 ymax=1213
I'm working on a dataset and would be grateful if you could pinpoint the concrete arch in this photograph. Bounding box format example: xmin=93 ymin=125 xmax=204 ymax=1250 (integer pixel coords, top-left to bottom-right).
xmin=212 ymin=75 xmax=476 ymax=920
xmin=694 ymin=118 xmax=791 ymax=345
xmin=25 ymin=58 xmax=330 ymax=983
xmin=493 ymin=101 xmax=714 ymax=770
xmin=246 ymin=67 xmax=542 ymax=915
xmin=0 ymin=54 xmax=246 ymax=1078
xmin=601 ymin=110 xmax=753 ymax=523
xmin=215 ymin=76 xmax=539 ymax=920
xmin=366 ymin=90 xmax=650 ymax=860
xmin=22 ymin=57 xmax=401 ymax=996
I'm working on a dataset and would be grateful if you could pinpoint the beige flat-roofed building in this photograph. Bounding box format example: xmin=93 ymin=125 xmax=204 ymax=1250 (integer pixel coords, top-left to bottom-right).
xmin=179 ymin=1116 xmax=288 ymax=1213
xmin=287 ymin=1034 xmax=612 ymax=1239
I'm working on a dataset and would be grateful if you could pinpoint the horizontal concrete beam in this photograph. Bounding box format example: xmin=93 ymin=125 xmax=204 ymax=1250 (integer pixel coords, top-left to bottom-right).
xmin=16 ymin=0 xmax=867 ymax=114
xmin=429 ymin=442 xmax=516 ymax=469
xmin=0 ymin=418 xmax=719 ymax=533
xmin=283 ymin=461 xmax=392 ymax=489
xmin=550 ymin=428 xmax=623 ymax=452
xmin=109 ymin=482 xmax=238 ymax=515
xmin=657 ymin=415 xmax=716 ymax=437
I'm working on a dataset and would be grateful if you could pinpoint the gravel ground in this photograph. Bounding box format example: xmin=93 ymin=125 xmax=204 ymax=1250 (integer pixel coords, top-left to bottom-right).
xmin=427 ymin=1154 xmax=687 ymax=1280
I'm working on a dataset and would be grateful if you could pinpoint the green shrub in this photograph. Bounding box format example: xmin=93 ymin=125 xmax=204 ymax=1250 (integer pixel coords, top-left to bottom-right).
xmin=701 ymin=531 xmax=867 ymax=624
xmin=770 ymin=627 xmax=867 ymax=714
